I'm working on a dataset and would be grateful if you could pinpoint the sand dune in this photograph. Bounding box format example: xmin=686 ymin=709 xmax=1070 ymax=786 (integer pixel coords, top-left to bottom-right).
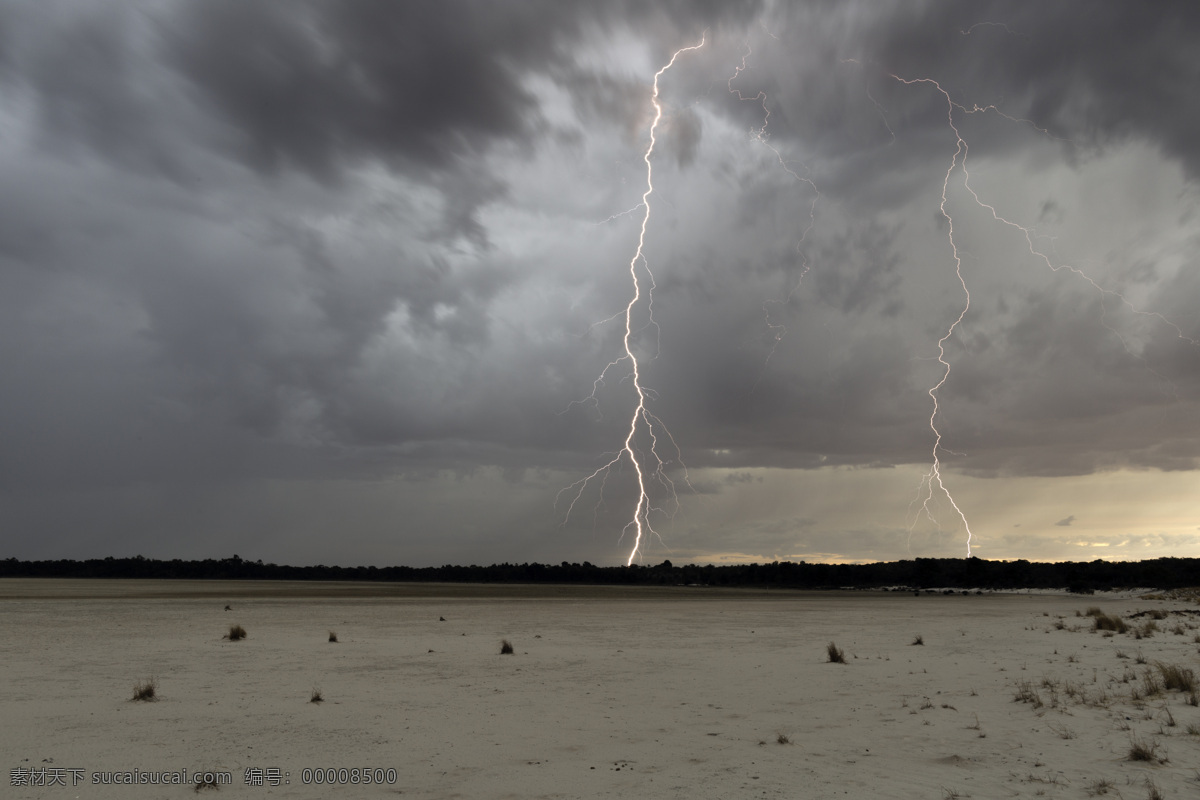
xmin=3 ymin=579 xmax=1198 ymax=798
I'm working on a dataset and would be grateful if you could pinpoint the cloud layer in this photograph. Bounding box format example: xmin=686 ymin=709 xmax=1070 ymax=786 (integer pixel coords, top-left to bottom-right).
xmin=2 ymin=0 xmax=1197 ymax=565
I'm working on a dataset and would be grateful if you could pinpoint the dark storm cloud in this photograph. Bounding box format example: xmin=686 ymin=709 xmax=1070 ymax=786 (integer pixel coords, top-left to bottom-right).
xmin=859 ymin=0 xmax=1200 ymax=176
xmin=1 ymin=0 xmax=1197 ymax=565
xmin=160 ymin=0 xmax=761 ymax=180
xmin=162 ymin=0 xmax=556 ymax=179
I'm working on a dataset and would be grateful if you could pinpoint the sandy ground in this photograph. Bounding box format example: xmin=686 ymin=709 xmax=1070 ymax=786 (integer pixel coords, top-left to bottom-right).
xmin=2 ymin=579 xmax=1199 ymax=799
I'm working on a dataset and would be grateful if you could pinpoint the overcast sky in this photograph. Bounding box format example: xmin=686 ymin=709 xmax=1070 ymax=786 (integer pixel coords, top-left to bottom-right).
xmin=2 ymin=0 xmax=1198 ymax=567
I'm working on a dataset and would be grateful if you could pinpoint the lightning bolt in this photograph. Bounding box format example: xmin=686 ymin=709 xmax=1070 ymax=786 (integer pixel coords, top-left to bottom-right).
xmin=887 ymin=75 xmax=978 ymax=556
xmin=728 ymin=43 xmax=821 ymax=376
xmin=559 ymin=35 xmax=705 ymax=565
xmin=887 ymin=72 xmax=1199 ymax=557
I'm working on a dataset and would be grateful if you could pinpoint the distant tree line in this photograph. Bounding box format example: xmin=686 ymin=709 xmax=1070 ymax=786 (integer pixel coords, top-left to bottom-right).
xmin=1 ymin=555 xmax=1197 ymax=592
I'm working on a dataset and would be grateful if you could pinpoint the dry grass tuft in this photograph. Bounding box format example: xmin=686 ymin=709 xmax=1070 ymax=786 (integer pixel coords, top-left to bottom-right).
xmin=328 ymin=630 xmax=338 ymax=643
xmin=500 ymin=639 xmax=514 ymax=655
xmin=826 ymin=642 xmax=846 ymax=663
xmin=1092 ymin=613 xmax=1128 ymax=634
xmin=131 ymin=678 xmax=157 ymax=702
xmin=912 ymin=634 xmax=924 ymax=646
xmin=1014 ymin=680 xmax=1043 ymax=708
xmin=1127 ymin=736 xmax=1161 ymax=762
xmin=226 ymin=624 xmax=247 ymax=641
xmin=776 ymin=733 xmax=790 ymax=744
xmin=1156 ymin=662 xmax=1196 ymax=693
xmin=310 ymin=687 xmax=323 ymax=703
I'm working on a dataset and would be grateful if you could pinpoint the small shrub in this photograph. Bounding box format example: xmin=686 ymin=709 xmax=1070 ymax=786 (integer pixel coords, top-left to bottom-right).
xmin=1086 ymin=778 xmax=1115 ymax=796
xmin=1127 ymin=736 xmax=1159 ymax=762
xmin=826 ymin=642 xmax=846 ymax=663
xmin=1148 ymin=609 xmax=1168 ymax=621
xmin=1085 ymin=607 xmax=1103 ymax=617
xmin=226 ymin=624 xmax=247 ymax=641
xmin=310 ymin=688 xmax=323 ymax=703
xmin=1048 ymin=722 xmax=1075 ymax=740
xmin=776 ymin=733 xmax=790 ymax=744
xmin=912 ymin=634 xmax=924 ymax=646
xmin=1014 ymin=680 xmax=1043 ymax=708
xmin=1093 ymin=613 xmax=1128 ymax=634
xmin=328 ymin=630 xmax=338 ymax=643
xmin=1157 ymin=662 xmax=1196 ymax=693
xmin=131 ymin=678 xmax=157 ymax=702
xmin=500 ymin=639 xmax=514 ymax=655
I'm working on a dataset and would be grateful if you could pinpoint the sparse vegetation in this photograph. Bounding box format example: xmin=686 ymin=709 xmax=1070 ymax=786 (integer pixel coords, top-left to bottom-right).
xmin=1047 ymin=722 xmax=1076 ymax=739
xmin=131 ymin=678 xmax=157 ymax=702
xmin=226 ymin=624 xmax=247 ymax=641
xmin=1092 ymin=612 xmax=1128 ymax=634
xmin=1085 ymin=778 xmax=1116 ymax=796
xmin=310 ymin=688 xmax=323 ymax=703
xmin=328 ymin=630 xmax=338 ymax=643
xmin=194 ymin=777 xmax=220 ymax=792
xmin=912 ymin=634 xmax=924 ymax=646
xmin=776 ymin=733 xmax=790 ymax=744
xmin=500 ymin=639 xmax=514 ymax=655
xmin=1157 ymin=662 xmax=1196 ymax=693
xmin=1127 ymin=736 xmax=1161 ymax=762
xmin=826 ymin=642 xmax=846 ymax=663
xmin=1145 ymin=777 xmax=1164 ymax=800
xmin=1014 ymin=680 xmax=1043 ymax=708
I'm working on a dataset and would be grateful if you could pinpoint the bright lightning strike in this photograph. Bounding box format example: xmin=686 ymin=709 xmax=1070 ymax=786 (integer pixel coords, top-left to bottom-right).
xmin=559 ymin=35 xmax=705 ymax=566
xmin=889 ymin=75 xmax=977 ymax=557
xmin=888 ymin=72 xmax=1200 ymax=557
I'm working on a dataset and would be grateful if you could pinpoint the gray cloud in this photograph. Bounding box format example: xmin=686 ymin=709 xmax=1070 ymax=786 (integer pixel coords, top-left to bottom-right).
xmin=1 ymin=0 xmax=1197 ymax=565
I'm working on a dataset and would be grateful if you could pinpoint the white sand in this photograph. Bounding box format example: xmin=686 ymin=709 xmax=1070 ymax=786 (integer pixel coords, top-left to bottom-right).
xmin=2 ymin=579 xmax=1198 ymax=799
